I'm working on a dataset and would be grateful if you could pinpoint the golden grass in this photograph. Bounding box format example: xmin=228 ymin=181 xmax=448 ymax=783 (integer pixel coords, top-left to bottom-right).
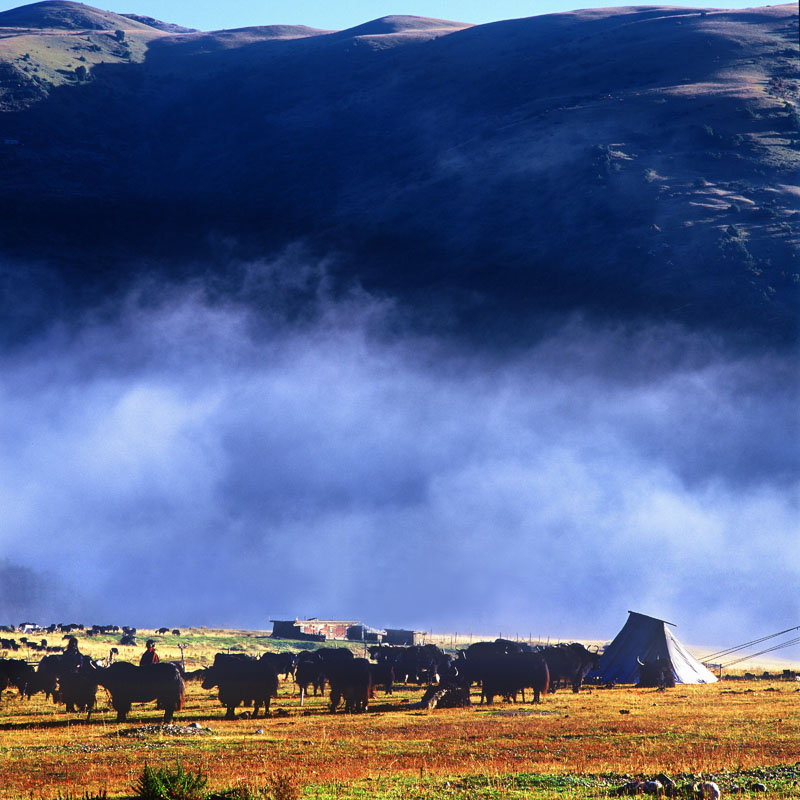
xmin=1 ymin=672 xmax=799 ymax=798
xmin=1 ymin=629 xmax=798 ymax=798
xmin=0 ymin=28 xmax=162 ymax=95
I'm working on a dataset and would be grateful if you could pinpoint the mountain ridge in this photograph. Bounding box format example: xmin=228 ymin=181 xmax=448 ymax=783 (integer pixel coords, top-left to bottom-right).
xmin=0 ymin=0 xmax=160 ymax=30
xmin=119 ymin=13 xmax=196 ymax=34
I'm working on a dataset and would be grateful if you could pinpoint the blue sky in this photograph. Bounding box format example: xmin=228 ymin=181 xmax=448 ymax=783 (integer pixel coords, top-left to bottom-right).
xmin=0 ymin=0 xmax=775 ymax=31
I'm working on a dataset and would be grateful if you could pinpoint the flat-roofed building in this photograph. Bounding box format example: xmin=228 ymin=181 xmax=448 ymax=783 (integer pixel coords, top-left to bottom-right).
xmin=270 ymin=618 xmax=359 ymax=641
xmin=384 ymin=628 xmax=426 ymax=646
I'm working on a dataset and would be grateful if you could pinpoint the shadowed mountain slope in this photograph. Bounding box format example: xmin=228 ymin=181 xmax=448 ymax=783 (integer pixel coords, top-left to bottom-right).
xmin=0 ymin=2 xmax=797 ymax=346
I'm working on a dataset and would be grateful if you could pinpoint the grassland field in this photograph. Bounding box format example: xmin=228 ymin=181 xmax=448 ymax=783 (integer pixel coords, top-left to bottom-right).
xmin=0 ymin=628 xmax=798 ymax=800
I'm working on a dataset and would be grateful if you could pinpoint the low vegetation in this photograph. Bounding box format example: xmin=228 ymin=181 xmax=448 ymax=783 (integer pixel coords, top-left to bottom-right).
xmin=134 ymin=762 xmax=208 ymax=800
xmin=0 ymin=628 xmax=798 ymax=800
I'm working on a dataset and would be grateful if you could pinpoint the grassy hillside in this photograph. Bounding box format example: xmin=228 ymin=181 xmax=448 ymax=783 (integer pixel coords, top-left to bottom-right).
xmin=0 ymin=3 xmax=797 ymax=346
xmin=0 ymin=2 xmax=166 ymax=105
xmin=0 ymin=1 xmax=155 ymax=29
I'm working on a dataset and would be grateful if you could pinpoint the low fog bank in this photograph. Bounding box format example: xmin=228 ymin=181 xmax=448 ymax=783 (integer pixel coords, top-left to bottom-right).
xmin=1 ymin=277 xmax=797 ymax=658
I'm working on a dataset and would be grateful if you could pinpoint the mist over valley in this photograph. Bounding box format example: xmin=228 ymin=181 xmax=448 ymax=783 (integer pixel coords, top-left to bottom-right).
xmin=0 ymin=1 xmax=797 ymax=659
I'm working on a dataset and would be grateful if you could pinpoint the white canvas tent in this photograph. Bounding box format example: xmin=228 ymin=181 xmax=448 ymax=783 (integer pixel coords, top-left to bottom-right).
xmin=595 ymin=610 xmax=718 ymax=684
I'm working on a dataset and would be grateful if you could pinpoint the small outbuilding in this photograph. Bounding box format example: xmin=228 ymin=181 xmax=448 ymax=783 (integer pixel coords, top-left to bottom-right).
xmin=384 ymin=628 xmax=426 ymax=646
xmin=346 ymin=624 xmax=386 ymax=643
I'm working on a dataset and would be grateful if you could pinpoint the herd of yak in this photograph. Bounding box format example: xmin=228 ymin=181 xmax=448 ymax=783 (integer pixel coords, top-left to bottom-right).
xmin=0 ymin=640 xmax=600 ymax=722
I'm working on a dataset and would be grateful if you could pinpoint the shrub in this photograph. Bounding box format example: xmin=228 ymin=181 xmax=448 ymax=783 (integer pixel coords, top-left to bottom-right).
xmin=133 ymin=763 xmax=208 ymax=800
xmin=266 ymin=774 xmax=301 ymax=800
xmin=209 ymin=774 xmax=300 ymax=800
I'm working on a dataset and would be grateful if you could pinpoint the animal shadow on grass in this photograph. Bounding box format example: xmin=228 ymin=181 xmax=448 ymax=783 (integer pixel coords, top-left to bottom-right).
xmin=0 ymin=717 xmax=90 ymax=731
xmin=0 ymin=707 xmax=199 ymax=730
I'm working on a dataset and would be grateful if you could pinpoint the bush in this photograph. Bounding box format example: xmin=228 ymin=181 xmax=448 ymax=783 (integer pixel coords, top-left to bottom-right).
xmin=133 ymin=763 xmax=208 ymax=800
xmin=266 ymin=774 xmax=301 ymax=800
xmin=208 ymin=774 xmax=300 ymax=800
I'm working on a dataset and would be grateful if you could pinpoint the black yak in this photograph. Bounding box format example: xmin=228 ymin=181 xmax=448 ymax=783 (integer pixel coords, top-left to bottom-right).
xmin=58 ymin=663 xmax=99 ymax=718
xmin=202 ymin=653 xmax=278 ymax=720
xmin=0 ymin=658 xmax=34 ymax=697
xmin=327 ymin=657 xmax=371 ymax=713
xmin=637 ymin=656 xmax=676 ymax=688
xmin=24 ymin=654 xmax=62 ymax=700
xmin=295 ymin=657 xmax=326 ymax=705
xmin=91 ymin=661 xmax=184 ymax=722
xmin=479 ymin=652 xmax=550 ymax=705
xmin=539 ymin=643 xmax=600 ymax=693
xmin=259 ymin=651 xmax=295 ymax=679
xmin=368 ymin=661 xmax=394 ymax=697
